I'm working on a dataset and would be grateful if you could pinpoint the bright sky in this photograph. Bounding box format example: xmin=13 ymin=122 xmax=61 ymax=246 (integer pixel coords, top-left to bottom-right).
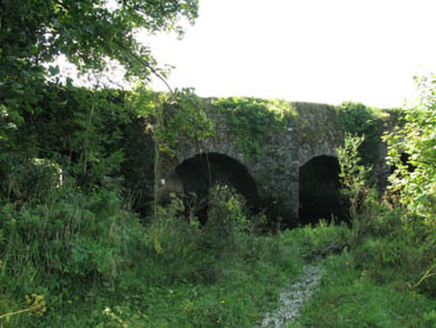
xmin=142 ymin=0 xmax=436 ymax=108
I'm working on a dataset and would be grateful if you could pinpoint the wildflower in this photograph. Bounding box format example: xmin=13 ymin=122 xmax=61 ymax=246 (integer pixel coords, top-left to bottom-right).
xmin=0 ymin=293 xmax=47 ymax=320
xmin=25 ymin=294 xmax=47 ymax=317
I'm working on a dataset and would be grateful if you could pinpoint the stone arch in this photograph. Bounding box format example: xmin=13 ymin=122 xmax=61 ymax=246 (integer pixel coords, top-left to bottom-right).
xmin=176 ymin=152 xmax=257 ymax=201
xmin=298 ymin=146 xmax=338 ymax=172
xmin=298 ymin=155 xmax=349 ymax=225
xmin=168 ymin=152 xmax=258 ymax=223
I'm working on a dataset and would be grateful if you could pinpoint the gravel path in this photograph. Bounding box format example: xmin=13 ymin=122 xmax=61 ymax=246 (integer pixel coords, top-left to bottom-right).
xmin=256 ymin=264 xmax=324 ymax=328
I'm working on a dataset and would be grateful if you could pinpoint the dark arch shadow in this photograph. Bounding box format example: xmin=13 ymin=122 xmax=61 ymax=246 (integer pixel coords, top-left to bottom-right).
xmin=299 ymin=155 xmax=349 ymax=225
xmin=174 ymin=153 xmax=258 ymax=224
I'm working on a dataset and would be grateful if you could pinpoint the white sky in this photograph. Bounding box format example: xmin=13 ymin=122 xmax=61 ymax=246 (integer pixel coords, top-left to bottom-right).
xmin=142 ymin=0 xmax=436 ymax=108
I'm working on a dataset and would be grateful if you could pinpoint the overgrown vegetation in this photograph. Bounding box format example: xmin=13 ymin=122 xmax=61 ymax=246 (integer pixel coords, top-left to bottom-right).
xmin=290 ymin=86 xmax=436 ymax=326
xmin=213 ymin=98 xmax=292 ymax=160
xmin=2 ymin=80 xmax=435 ymax=326
xmin=0 ymin=180 xmax=307 ymax=327
xmin=153 ymin=87 xmax=214 ymax=157
xmin=337 ymin=101 xmax=387 ymax=166
xmin=2 ymin=0 xmax=436 ymax=326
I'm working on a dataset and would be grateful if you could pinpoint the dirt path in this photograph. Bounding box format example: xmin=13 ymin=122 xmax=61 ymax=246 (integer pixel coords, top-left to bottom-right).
xmin=256 ymin=264 xmax=324 ymax=327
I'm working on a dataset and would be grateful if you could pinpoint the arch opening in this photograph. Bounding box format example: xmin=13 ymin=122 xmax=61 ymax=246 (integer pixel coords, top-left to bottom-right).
xmin=160 ymin=153 xmax=258 ymax=224
xmin=299 ymin=155 xmax=349 ymax=225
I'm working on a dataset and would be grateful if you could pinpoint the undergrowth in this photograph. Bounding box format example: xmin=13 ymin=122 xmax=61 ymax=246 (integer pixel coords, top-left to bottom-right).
xmin=2 ymin=132 xmax=436 ymax=327
xmin=290 ymin=250 xmax=436 ymax=328
xmin=287 ymin=132 xmax=436 ymax=327
xmin=1 ymin=83 xmax=435 ymax=327
xmin=0 ymin=184 xmax=304 ymax=327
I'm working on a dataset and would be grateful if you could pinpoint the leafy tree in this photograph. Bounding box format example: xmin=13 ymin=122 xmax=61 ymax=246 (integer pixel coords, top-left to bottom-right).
xmin=1 ymin=0 xmax=198 ymax=83
xmin=0 ymin=0 xmax=199 ymax=134
xmin=0 ymin=0 xmax=199 ymax=194
xmin=385 ymin=74 xmax=436 ymax=224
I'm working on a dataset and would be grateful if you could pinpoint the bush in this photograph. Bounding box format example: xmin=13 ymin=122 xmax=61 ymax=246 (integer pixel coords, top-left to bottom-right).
xmin=0 ymin=188 xmax=148 ymax=327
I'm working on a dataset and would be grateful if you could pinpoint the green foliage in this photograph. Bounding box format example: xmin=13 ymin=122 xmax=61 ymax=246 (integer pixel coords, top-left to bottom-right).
xmin=1 ymin=0 xmax=198 ymax=83
xmin=291 ymin=251 xmax=436 ymax=328
xmin=0 ymin=0 xmax=199 ymax=196
xmin=0 ymin=187 xmax=147 ymax=327
xmin=338 ymin=134 xmax=372 ymax=215
xmin=337 ymin=133 xmax=411 ymax=243
xmin=297 ymin=103 xmax=341 ymax=148
xmin=336 ymin=131 xmax=435 ymax=289
xmin=365 ymin=75 xmax=436 ymax=302
xmin=203 ymin=185 xmax=249 ymax=248
xmin=0 ymin=84 xmax=136 ymax=200
xmin=213 ymin=98 xmax=291 ymax=160
xmin=288 ymin=219 xmax=435 ymax=327
xmin=0 ymin=1 xmax=308 ymax=326
xmin=337 ymin=134 xmax=378 ymax=242
xmin=126 ymin=85 xmax=215 ymax=157
xmin=158 ymin=88 xmax=214 ymax=156
xmin=337 ymin=102 xmax=386 ymax=166
xmin=331 ymin=80 xmax=436 ymax=317
xmin=384 ymin=74 xmax=436 ymax=224
xmin=352 ymin=232 xmax=435 ymax=293
xmin=0 ymin=174 xmax=304 ymax=327
xmin=3 ymin=0 xmax=436 ymax=323
xmin=0 ymin=293 xmax=47 ymax=321
xmin=279 ymin=221 xmax=353 ymax=261
xmin=1 ymin=158 xmax=61 ymax=204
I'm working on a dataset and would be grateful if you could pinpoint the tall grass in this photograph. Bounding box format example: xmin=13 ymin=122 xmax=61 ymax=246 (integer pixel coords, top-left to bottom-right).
xmin=0 ymin=183 xmax=305 ymax=327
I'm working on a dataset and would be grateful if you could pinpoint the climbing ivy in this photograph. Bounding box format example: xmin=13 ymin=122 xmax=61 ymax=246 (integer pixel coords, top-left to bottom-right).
xmin=128 ymin=91 xmax=296 ymax=161
xmin=337 ymin=102 xmax=387 ymax=166
xmin=161 ymin=89 xmax=214 ymax=155
xmin=212 ymin=98 xmax=293 ymax=160
xmin=126 ymin=85 xmax=214 ymax=157
xmin=298 ymin=103 xmax=342 ymax=148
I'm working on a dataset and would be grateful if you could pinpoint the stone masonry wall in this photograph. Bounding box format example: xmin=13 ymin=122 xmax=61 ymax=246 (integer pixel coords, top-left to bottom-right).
xmin=155 ymin=100 xmax=346 ymax=225
xmin=152 ymin=97 xmax=397 ymax=227
xmin=296 ymin=102 xmax=343 ymax=166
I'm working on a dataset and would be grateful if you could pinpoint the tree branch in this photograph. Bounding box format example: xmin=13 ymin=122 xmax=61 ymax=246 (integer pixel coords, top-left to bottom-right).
xmin=115 ymin=41 xmax=175 ymax=96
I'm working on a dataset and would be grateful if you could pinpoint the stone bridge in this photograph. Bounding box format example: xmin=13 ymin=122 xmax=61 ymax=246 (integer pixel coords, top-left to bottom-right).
xmin=146 ymin=98 xmax=388 ymax=227
xmin=12 ymin=87 xmax=390 ymax=227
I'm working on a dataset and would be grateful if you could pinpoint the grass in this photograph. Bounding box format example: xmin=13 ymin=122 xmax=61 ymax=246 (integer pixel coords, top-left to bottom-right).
xmin=0 ymin=188 xmax=306 ymax=327
xmin=1 ymin=185 xmax=436 ymax=327
xmin=288 ymin=242 xmax=436 ymax=328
